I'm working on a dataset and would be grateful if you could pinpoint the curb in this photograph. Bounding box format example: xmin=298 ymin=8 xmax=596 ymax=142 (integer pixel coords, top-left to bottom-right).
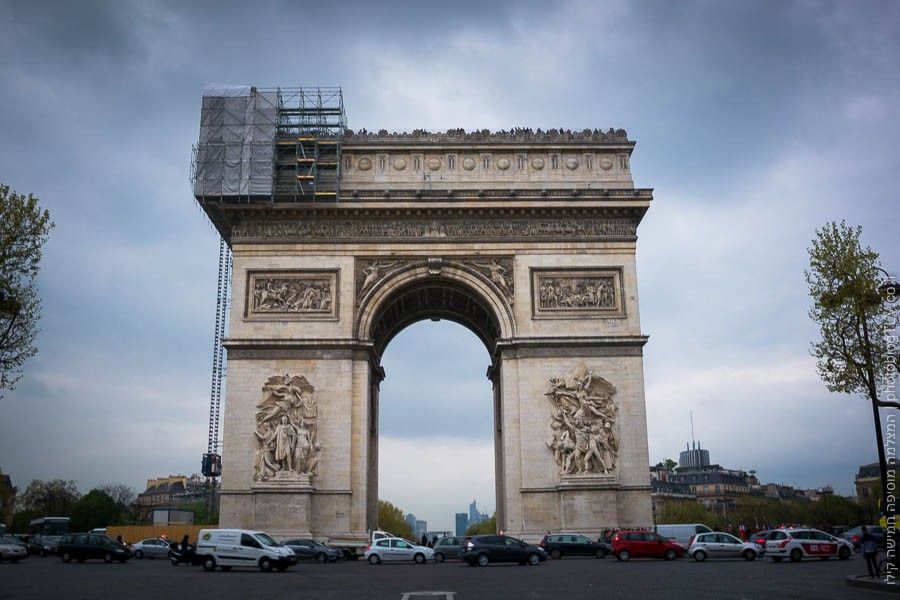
xmin=846 ymin=575 xmax=900 ymax=593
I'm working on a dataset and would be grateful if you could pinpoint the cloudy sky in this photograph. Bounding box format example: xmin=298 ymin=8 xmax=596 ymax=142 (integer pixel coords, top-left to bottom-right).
xmin=1 ymin=0 xmax=898 ymax=532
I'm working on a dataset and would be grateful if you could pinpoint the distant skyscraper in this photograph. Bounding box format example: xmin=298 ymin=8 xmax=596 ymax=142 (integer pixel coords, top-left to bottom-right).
xmin=679 ymin=442 xmax=710 ymax=469
xmin=405 ymin=513 xmax=416 ymax=535
xmin=469 ymin=499 xmax=488 ymax=525
xmin=455 ymin=513 xmax=468 ymax=536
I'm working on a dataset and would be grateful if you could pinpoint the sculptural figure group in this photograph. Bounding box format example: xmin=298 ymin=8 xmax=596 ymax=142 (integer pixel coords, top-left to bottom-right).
xmin=253 ymin=374 xmax=321 ymax=481
xmin=546 ymin=366 xmax=619 ymax=475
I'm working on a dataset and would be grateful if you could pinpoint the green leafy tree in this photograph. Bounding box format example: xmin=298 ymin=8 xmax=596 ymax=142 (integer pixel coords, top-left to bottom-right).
xmin=183 ymin=499 xmax=219 ymax=525
xmin=96 ymin=482 xmax=137 ymax=523
xmin=0 ymin=183 xmax=54 ymax=397
xmin=805 ymin=220 xmax=899 ymax=406
xmin=70 ymin=489 xmax=120 ymax=531
xmin=16 ymin=479 xmax=80 ymax=516
xmin=465 ymin=513 xmax=496 ymax=535
xmin=376 ymin=499 xmax=415 ymax=540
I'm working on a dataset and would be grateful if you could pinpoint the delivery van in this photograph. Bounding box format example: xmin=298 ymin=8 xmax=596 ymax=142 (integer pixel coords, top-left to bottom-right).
xmin=196 ymin=529 xmax=296 ymax=572
xmin=655 ymin=523 xmax=713 ymax=548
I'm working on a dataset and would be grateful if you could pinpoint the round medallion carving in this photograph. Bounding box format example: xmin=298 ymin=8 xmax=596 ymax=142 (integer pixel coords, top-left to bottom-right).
xmin=393 ymin=157 xmax=407 ymax=171
xmin=462 ymin=157 xmax=476 ymax=171
xmin=496 ymin=157 xmax=511 ymax=171
xmin=599 ymin=156 xmax=614 ymax=171
xmin=532 ymin=157 xmax=545 ymax=170
xmin=427 ymin=157 xmax=442 ymax=171
xmin=566 ymin=157 xmax=579 ymax=170
xmin=358 ymin=157 xmax=373 ymax=171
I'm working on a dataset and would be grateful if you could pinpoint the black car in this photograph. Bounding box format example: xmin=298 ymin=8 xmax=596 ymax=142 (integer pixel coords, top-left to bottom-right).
xmin=57 ymin=533 xmax=132 ymax=563
xmin=540 ymin=533 xmax=611 ymax=559
xmin=460 ymin=534 xmax=547 ymax=567
xmin=282 ymin=538 xmax=342 ymax=562
xmin=433 ymin=536 xmax=465 ymax=562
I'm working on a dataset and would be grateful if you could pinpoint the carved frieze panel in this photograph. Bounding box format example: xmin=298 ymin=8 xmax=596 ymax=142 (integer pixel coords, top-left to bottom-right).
xmin=354 ymin=256 xmax=515 ymax=305
xmin=233 ymin=216 xmax=637 ymax=244
xmin=545 ymin=365 xmax=618 ymax=476
xmin=246 ymin=270 xmax=338 ymax=321
xmin=253 ymin=374 xmax=322 ymax=483
xmin=531 ymin=268 xmax=625 ymax=319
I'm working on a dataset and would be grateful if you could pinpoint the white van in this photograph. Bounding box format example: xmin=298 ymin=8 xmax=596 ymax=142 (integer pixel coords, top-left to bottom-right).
xmin=655 ymin=523 xmax=713 ymax=548
xmin=196 ymin=529 xmax=297 ymax=572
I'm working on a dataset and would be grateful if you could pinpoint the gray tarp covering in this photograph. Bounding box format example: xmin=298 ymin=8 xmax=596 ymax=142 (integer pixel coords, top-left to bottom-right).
xmin=194 ymin=90 xmax=277 ymax=197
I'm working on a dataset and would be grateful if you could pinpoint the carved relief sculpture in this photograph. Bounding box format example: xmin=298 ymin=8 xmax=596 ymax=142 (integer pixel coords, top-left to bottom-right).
xmin=532 ymin=269 xmax=625 ymax=319
xmin=464 ymin=258 xmax=514 ymax=303
xmin=545 ymin=365 xmax=618 ymax=475
xmin=253 ymin=374 xmax=321 ymax=482
xmin=247 ymin=271 xmax=338 ymax=320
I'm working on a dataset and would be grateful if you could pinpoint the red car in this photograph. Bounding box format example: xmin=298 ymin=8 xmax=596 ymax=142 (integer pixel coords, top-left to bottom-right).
xmin=612 ymin=530 xmax=684 ymax=561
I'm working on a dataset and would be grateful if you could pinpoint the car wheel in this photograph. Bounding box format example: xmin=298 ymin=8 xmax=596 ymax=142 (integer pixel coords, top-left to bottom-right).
xmin=414 ymin=553 xmax=426 ymax=564
xmin=664 ymin=549 xmax=678 ymax=561
xmin=435 ymin=552 xmax=445 ymax=563
xmin=134 ymin=550 xmax=143 ymax=559
xmin=40 ymin=549 xmax=47 ymax=558
xmin=476 ymin=553 xmax=490 ymax=567
xmin=550 ymin=548 xmax=562 ymax=560
xmin=617 ymin=550 xmax=631 ymax=562
xmin=772 ymin=557 xmax=783 ymax=562
xmin=203 ymin=557 xmax=216 ymax=572
xmin=316 ymin=552 xmax=327 ymax=563
xmin=62 ymin=552 xmax=72 ymax=563
xmin=103 ymin=553 xmax=113 ymax=563
xmin=527 ymin=553 xmax=541 ymax=566
xmin=368 ymin=554 xmax=381 ymax=565
xmin=838 ymin=546 xmax=850 ymax=560
xmin=259 ymin=557 xmax=273 ymax=572
xmin=170 ymin=557 xmax=179 ymax=566
xmin=693 ymin=550 xmax=707 ymax=562
xmin=789 ymin=549 xmax=802 ymax=562
xmin=595 ymin=549 xmax=606 ymax=559
xmin=221 ymin=566 xmax=232 ymax=572
xmin=743 ymin=549 xmax=756 ymax=561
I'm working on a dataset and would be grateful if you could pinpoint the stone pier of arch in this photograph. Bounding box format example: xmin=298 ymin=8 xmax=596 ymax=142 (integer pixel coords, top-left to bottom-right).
xmin=207 ymin=130 xmax=655 ymax=543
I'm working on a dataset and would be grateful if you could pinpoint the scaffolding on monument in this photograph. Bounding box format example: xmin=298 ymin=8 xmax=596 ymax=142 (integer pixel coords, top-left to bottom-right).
xmin=191 ymin=85 xmax=346 ymax=204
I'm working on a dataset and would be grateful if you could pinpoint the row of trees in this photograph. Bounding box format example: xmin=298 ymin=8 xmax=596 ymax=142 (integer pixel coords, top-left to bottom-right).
xmin=658 ymin=494 xmax=869 ymax=532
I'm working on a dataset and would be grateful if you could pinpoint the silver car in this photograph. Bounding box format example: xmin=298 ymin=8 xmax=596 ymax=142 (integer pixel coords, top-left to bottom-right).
xmin=0 ymin=536 xmax=28 ymax=563
xmin=130 ymin=537 xmax=174 ymax=559
xmin=364 ymin=536 xmax=433 ymax=564
xmin=688 ymin=532 xmax=763 ymax=561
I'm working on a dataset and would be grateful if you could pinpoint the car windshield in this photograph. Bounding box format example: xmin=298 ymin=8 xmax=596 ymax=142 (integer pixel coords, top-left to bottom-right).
xmin=255 ymin=533 xmax=281 ymax=547
xmin=309 ymin=539 xmax=324 ymax=547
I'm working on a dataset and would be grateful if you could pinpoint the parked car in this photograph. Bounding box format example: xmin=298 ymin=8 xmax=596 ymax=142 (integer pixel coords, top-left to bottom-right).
xmin=840 ymin=526 xmax=886 ymax=549
xmin=688 ymin=532 xmax=763 ymax=561
xmin=764 ymin=528 xmax=852 ymax=562
xmin=365 ymin=536 xmax=433 ymax=564
xmin=0 ymin=535 xmax=28 ymax=562
xmin=459 ymin=534 xmax=547 ymax=567
xmin=27 ymin=534 xmax=59 ymax=557
xmin=57 ymin=533 xmax=132 ymax=563
xmin=612 ymin=530 xmax=684 ymax=561
xmin=432 ymin=536 xmax=464 ymax=562
xmin=130 ymin=537 xmax=172 ymax=559
xmin=282 ymin=538 xmax=343 ymax=562
xmin=540 ymin=533 xmax=611 ymax=559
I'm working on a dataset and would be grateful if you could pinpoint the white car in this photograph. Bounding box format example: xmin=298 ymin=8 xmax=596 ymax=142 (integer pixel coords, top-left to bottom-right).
xmin=365 ymin=536 xmax=433 ymax=564
xmin=0 ymin=536 xmax=28 ymax=563
xmin=764 ymin=528 xmax=852 ymax=562
xmin=688 ymin=532 xmax=763 ymax=561
xmin=130 ymin=537 xmax=172 ymax=559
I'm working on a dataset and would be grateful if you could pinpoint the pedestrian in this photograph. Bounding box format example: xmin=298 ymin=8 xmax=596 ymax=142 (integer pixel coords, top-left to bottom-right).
xmin=420 ymin=533 xmax=428 ymax=547
xmin=861 ymin=526 xmax=879 ymax=578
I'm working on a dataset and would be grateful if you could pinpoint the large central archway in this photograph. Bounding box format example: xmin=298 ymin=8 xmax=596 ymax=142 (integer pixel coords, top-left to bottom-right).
xmin=210 ymin=129 xmax=655 ymax=551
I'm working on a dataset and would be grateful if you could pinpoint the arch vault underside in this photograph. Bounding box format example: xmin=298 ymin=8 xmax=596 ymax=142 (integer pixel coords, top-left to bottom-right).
xmin=210 ymin=131 xmax=654 ymax=544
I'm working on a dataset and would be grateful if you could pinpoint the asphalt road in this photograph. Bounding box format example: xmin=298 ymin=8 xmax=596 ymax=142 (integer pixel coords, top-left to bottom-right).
xmin=0 ymin=553 xmax=882 ymax=600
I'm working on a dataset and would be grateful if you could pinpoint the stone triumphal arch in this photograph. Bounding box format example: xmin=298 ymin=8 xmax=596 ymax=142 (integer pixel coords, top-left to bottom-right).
xmin=194 ymin=96 xmax=653 ymax=545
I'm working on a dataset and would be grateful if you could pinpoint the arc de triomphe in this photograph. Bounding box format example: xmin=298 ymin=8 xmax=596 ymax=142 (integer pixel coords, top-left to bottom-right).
xmin=198 ymin=127 xmax=654 ymax=544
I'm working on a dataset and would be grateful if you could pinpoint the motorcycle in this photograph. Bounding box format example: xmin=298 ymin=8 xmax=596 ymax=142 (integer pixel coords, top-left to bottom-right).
xmin=169 ymin=542 xmax=201 ymax=566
